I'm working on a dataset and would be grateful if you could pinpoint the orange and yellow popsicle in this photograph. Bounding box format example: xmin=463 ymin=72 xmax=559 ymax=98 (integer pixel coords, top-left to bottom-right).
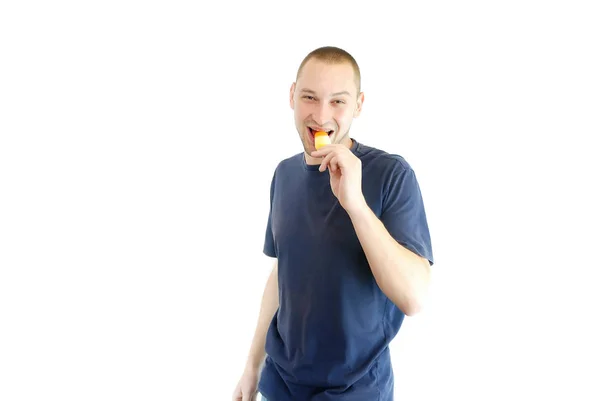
xmin=314 ymin=131 xmax=331 ymax=150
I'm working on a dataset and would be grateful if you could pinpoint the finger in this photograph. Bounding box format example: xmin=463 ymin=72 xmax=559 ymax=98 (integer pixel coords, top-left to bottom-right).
xmin=331 ymin=152 xmax=350 ymax=172
xmin=311 ymin=145 xmax=335 ymax=158
xmin=329 ymin=156 xmax=340 ymax=173
xmin=232 ymin=385 xmax=242 ymax=401
xmin=319 ymin=152 xmax=336 ymax=172
xmin=243 ymin=389 xmax=258 ymax=401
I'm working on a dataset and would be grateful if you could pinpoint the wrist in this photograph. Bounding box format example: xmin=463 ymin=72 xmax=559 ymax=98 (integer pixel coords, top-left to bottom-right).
xmin=345 ymin=196 xmax=369 ymax=218
xmin=245 ymin=355 xmax=264 ymax=373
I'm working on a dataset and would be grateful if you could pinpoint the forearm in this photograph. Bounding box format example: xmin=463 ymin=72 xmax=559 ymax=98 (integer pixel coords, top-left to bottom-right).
xmin=348 ymin=201 xmax=430 ymax=316
xmin=245 ymin=261 xmax=279 ymax=372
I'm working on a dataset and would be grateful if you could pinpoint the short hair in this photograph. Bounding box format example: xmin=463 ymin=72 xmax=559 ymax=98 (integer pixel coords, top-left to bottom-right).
xmin=296 ymin=46 xmax=361 ymax=94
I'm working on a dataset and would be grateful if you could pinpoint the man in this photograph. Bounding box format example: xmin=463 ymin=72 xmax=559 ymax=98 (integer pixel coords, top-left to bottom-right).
xmin=233 ymin=46 xmax=434 ymax=401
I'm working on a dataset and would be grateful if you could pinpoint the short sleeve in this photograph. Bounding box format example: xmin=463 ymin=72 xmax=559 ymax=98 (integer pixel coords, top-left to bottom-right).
xmin=380 ymin=167 xmax=434 ymax=266
xmin=263 ymin=170 xmax=277 ymax=258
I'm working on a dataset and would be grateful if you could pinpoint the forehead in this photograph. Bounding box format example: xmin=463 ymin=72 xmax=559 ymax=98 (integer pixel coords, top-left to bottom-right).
xmin=297 ymin=59 xmax=357 ymax=97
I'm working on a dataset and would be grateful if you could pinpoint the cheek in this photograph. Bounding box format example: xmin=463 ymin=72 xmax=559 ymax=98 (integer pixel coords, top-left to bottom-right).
xmin=334 ymin=108 xmax=352 ymax=125
xmin=296 ymin=104 xmax=314 ymax=122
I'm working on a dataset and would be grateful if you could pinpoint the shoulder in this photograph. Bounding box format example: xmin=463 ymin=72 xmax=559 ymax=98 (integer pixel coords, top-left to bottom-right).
xmin=277 ymin=152 xmax=303 ymax=169
xmin=354 ymin=141 xmax=414 ymax=177
xmin=269 ymin=152 xmax=304 ymax=180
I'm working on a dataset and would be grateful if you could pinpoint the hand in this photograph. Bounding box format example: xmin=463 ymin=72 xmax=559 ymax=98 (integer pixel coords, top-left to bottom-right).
xmin=311 ymin=144 xmax=366 ymax=214
xmin=232 ymin=367 xmax=259 ymax=401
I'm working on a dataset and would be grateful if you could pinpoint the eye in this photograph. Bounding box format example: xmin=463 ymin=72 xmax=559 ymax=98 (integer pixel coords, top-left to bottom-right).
xmin=302 ymin=95 xmax=316 ymax=100
xmin=333 ymin=100 xmax=345 ymax=105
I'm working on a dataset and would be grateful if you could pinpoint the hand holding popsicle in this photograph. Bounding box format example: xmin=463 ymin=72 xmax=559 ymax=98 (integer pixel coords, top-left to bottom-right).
xmin=311 ymin=141 xmax=366 ymax=215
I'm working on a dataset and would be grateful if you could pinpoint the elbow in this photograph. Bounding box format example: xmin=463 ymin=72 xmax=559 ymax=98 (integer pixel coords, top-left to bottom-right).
xmin=401 ymin=297 xmax=424 ymax=317
xmin=381 ymin=283 xmax=429 ymax=316
xmin=403 ymin=260 xmax=431 ymax=316
xmin=384 ymin=290 xmax=425 ymax=316
xmin=381 ymin=256 xmax=431 ymax=316
xmin=394 ymin=287 xmax=429 ymax=316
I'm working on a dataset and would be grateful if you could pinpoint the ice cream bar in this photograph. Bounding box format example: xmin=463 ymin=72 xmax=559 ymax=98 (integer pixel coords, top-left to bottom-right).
xmin=314 ymin=131 xmax=331 ymax=150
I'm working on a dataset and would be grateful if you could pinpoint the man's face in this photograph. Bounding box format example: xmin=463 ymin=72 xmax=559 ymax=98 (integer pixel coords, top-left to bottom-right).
xmin=290 ymin=59 xmax=364 ymax=163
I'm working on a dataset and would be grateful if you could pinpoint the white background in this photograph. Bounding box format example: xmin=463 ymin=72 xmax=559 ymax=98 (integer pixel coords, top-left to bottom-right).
xmin=1 ymin=1 xmax=599 ymax=400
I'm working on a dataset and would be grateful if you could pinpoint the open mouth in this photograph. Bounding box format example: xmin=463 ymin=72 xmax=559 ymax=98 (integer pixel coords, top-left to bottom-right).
xmin=307 ymin=127 xmax=334 ymax=142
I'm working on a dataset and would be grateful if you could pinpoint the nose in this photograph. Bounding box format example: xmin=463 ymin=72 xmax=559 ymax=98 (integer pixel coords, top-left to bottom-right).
xmin=312 ymin=102 xmax=333 ymax=127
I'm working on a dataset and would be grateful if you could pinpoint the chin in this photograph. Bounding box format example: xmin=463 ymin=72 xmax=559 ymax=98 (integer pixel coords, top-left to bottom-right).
xmin=303 ymin=140 xmax=315 ymax=154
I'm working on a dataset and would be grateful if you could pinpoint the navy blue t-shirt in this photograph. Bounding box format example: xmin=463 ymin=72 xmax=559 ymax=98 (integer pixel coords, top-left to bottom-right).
xmin=258 ymin=140 xmax=434 ymax=401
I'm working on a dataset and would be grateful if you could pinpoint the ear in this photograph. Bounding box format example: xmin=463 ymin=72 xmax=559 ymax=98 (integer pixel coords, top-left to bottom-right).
xmin=354 ymin=92 xmax=365 ymax=117
xmin=289 ymin=82 xmax=296 ymax=110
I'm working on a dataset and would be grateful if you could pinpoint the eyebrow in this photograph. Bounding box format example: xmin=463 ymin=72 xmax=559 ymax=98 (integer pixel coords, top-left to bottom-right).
xmin=300 ymin=88 xmax=352 ymax=97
